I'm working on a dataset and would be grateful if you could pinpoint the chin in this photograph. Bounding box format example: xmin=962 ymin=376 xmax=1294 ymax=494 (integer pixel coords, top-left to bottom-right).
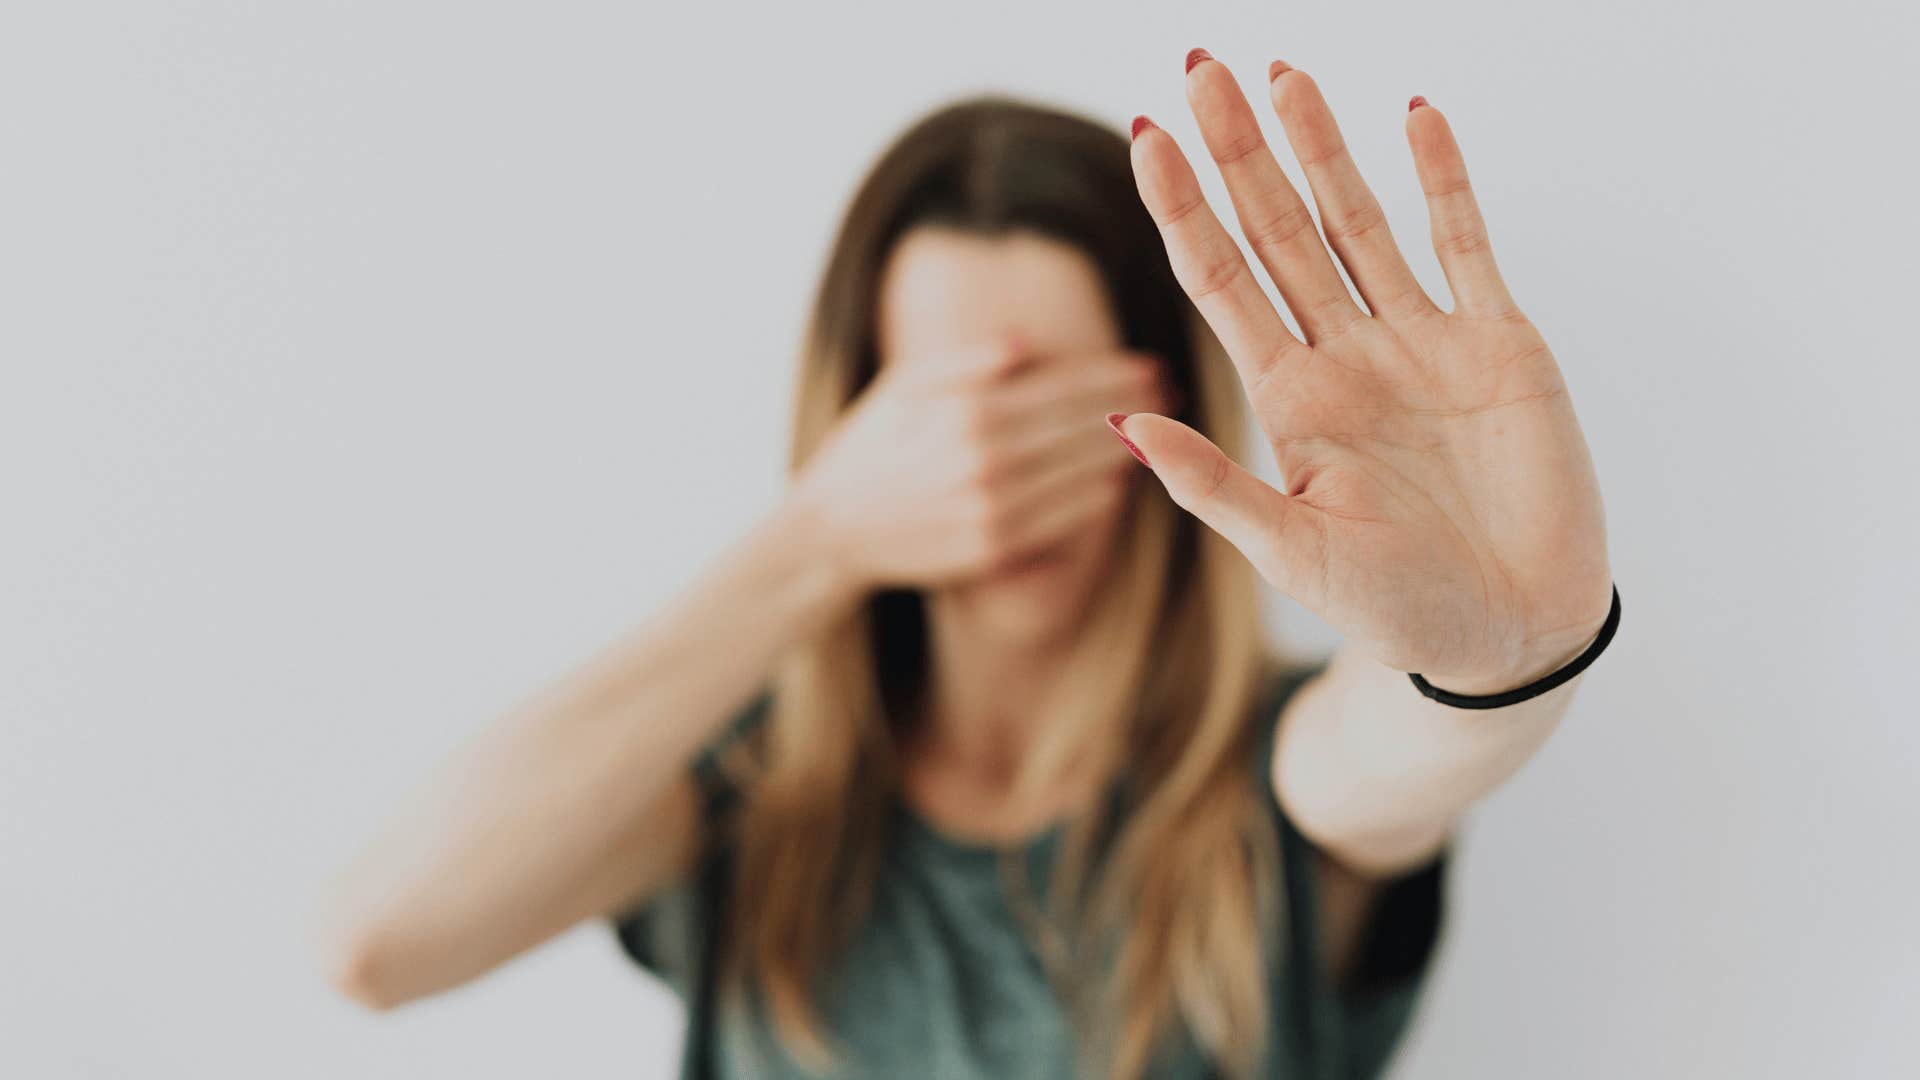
xmin=952 ymin=547 xmax=1101 ymax=646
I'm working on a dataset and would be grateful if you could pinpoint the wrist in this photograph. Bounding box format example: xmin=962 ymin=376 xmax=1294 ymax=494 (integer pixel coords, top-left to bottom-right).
xmin=765 ymin=487 xmax=865 ymax=612
xmin=1425 ymin=606 xmax=1612 ymax=698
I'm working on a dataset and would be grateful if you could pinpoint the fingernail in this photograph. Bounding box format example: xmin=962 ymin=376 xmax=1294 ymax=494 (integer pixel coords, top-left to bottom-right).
xmin=1408 ymin=95 xmax=1429 ymax=112
xmin=1106 ymin=412 xmax=1151 ymax=468
xmin=1130 ymin=115 xmax=1155 ymax=140
xmin=1268 ymin=59 xmax=1293 ymax=82
xmin=1185 ymin=48 xmax=1213 ymax=73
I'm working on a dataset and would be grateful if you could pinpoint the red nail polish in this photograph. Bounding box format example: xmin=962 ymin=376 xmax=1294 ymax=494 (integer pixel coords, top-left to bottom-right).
xmin=1185 ymin=48 xmax=1212 ymax=73
xmin=1130 ymin=115 xmax=1155 ymax=140
xmin=1408 ymin=95 xmax=1429 ymax=112
xmin=1268 ymin=59 xmax=1293 ymax=82
xmin=1106 ymin=412 xmax=1151 ymax=467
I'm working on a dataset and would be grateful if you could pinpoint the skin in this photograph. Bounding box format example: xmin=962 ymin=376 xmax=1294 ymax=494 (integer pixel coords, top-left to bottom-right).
xmin=1121 ymin=55 xmax=1612 ymax=882
xmin=316 ymin=52 xmax=1611 ymax=1015
xmin=845 ymin=225 xmax=1162 ymax=836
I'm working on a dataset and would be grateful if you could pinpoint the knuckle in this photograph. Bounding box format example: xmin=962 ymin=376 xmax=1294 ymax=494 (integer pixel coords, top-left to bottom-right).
xmin=1306 ymin=291 xmax=1356 ymax=320
xmin=1301 ymin=293 xmax=1363 ymax=341
xmin=1324 ymin=201 xmax=1388 ymax=244
xmin=1435 ymin=226 xmax=1491 ymax=257
xmin=1243 ymin=202 xmax=1319 ymax=252
xmin=1157 ymin=190 xmax=1208 ymax=228
xmin=1183 ymin=249 xmax=1247 ymax=301
xmin=1375 ymin=282 xmax=1433 ymax=318
xmin=1198 ymin=451 xmax=1233 ymax=502
xmin=1295 ymin=138 xmax=1348 ymax=172
xmin=1424 ymin=176 xmax=1475 ymax=201
xmin=1211 ymin=130 xmax=1268 ymax=168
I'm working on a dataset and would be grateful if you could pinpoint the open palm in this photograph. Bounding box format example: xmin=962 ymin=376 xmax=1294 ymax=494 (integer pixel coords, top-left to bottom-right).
xmin=1115 ymin=52 xmax=1612 ymax=689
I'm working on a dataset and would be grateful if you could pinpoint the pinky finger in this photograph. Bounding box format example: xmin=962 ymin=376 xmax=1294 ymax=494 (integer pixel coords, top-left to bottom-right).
xmin=995 ymin=469 xmax=1129 ymax=567
xmin=1406 ymin=98 xmax=1517 ymax=317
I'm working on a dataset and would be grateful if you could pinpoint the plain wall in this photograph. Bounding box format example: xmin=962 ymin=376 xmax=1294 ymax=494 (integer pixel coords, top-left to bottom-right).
xmin=3 ymin=2 xmax=1914 ymax=1076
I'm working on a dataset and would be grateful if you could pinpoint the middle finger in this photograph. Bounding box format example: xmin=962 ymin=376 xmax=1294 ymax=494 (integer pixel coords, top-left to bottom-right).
xmin=987 ymin=352 xmax=1175 ymax=433
xmin=993 ymin=386 xmax=1169 ymax=472
xmin=1268 ymin=65 xmax=1434 ymax=321
xmin=1184 ymin=50 xmax=1362 ymax=344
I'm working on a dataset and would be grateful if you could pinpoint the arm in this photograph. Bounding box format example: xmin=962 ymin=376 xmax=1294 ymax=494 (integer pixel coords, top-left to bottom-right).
xmin=1116 ymin=55 xmax=1615 ymax=972
xmin=1276 ymin=620 xmax=1603 ymax=981
xmin=314 ymin=495 xmax=858 ymax=1010
xmin=315 ymin=339 xmax=1169 ymax=1011
xmin=1276 ymin=629 xmax=1598 ymax=879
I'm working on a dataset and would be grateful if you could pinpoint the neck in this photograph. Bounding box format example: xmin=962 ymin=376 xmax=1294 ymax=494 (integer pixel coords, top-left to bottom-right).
xmin=912 ymin=591 xmax=1073 ymax=782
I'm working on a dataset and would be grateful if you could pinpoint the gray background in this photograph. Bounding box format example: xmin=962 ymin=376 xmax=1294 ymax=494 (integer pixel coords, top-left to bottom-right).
xmin=3 ymin=2 xmax=1915 ymax=1077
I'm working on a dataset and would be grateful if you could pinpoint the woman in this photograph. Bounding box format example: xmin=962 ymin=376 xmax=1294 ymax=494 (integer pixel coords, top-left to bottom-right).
xmin=318 ymin=49 xmax=1616 ymax=1080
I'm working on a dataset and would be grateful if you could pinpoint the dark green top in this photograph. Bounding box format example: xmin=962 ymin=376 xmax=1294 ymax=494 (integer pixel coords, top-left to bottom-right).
xmin=612 ymin=662 xmax=1444 ymax=1079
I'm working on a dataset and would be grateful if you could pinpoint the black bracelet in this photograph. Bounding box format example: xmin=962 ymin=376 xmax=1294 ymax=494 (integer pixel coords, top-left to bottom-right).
xmin=1408 ymin=584 xmax=1621 ymax=710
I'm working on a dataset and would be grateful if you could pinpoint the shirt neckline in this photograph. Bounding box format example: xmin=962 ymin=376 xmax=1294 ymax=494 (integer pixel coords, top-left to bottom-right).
xmin=892 ymin=797 xmax=1070 ymax=863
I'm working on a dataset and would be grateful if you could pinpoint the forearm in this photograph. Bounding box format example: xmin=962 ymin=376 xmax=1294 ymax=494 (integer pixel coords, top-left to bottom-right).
xmin=317 ymin=494 xmax=858 ymax=1005
xmin=503 ymin=494 xmax=857 ymax=805
xmin=1274 ymin=629 xmax=1598 ymax=879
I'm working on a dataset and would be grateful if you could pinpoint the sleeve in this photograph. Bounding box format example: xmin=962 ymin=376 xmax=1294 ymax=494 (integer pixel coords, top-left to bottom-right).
xmin=608 ymin=689 xmax=775 ymax=992
xmin=1257 ymin=659 xmax=1448 ymax=1080
xmin=1333 ymin=851 xmax=1445 ymax=1079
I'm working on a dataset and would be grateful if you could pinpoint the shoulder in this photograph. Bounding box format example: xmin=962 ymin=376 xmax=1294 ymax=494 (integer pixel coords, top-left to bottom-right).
xmin=1249 ymin=655 xmax=1447 ymax=1076
xmin=608 ymin=689 xmax=773 ymax=984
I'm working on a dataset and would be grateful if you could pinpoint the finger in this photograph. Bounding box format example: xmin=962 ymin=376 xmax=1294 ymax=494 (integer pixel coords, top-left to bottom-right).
xmin=1006 ymin=446 xmax=1130 ymax=526
xmin=1406 ymin=97 xmax=1517 ymax=317
xmin=989 ymin=351 xmax=1166 ymax=419
xmin=1129 ymin=116 xmax=1309 ymax=397
xmin=996 ymin=407 xmax=1147 ymax=497
xmin=1183 ymin=51 xmax=1361 ymax=343
xmin=1108 ymin=412 xmax=1326 ymax=602
xmin=990 ymin=356 xmax=1173 ymax=449
xmin=1269 ymin=68 xmax=1432 ymax=321
xmin=928 ymin=332 xmax=1036 ymax=390
xmin=996 ymin=467 xmax=1129 ymax=564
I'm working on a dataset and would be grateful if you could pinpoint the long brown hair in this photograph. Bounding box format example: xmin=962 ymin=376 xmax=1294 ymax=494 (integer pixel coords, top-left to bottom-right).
xmin=718 ymin=96 xmax=1286 ymax=1079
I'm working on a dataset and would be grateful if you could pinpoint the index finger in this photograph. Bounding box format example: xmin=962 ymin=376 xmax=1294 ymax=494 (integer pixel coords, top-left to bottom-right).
xmin=914 ymin=333 xmax=1035 ymax=390
xmin=986 ymin=349 xmax=1178 ymax=426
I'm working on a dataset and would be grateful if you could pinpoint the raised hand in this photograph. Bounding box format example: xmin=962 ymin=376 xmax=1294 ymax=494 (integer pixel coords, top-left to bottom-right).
xmin=1114 ymin=52 xmax=1612 ymax=692
xmin=793 ymin=339 xmax=1170 ymax=590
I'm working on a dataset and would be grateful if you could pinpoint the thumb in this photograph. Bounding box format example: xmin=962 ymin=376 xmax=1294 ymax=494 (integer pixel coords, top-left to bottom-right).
xmin=1107 ymin=412 xmax=1322 ymax=597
